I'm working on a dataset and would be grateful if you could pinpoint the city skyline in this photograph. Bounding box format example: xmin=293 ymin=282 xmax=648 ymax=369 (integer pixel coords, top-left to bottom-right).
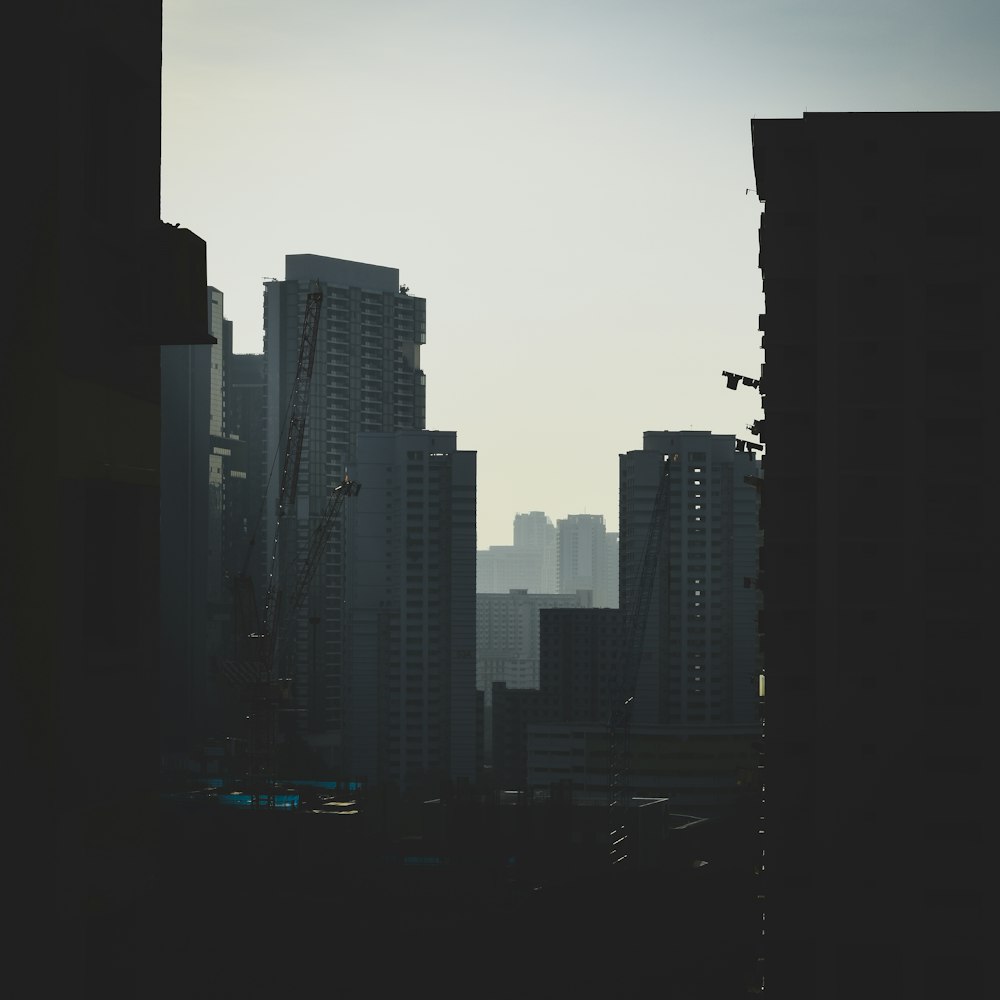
xmin=161 ymin=0 xmax=999 ymax=548
xmin=19 ymin=1 xmax=996 ymax=991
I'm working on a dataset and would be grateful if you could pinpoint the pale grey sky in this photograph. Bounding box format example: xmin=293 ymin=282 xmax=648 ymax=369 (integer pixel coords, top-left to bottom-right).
xmin=162 ymin=0 xmax=999 ymax=549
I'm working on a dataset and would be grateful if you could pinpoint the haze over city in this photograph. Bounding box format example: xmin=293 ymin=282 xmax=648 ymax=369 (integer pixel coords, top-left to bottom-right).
xmin=161 ymin=0 xmax=999 ymax=549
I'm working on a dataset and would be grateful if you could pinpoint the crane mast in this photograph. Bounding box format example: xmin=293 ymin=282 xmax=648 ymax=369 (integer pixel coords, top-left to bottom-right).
xmin=609 ymin=454 xmax=671 ymax=865
xmin=262 ymin=285 xmax=324 ymax=638
xmin=223 ymin=282 xmax=360 ymax=808
xmin=274 ymin=475 xmax=361 ymax=650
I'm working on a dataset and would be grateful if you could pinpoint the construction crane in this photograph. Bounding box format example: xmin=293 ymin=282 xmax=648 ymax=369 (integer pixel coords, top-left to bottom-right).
xmin=247 ymin=473 xmax=359 ymax=807
xmin=277 ymin=474 xmax=360 ymax=642
xmin=608 ymin=454 xmax=672 ymax=865
xmin=223 ymin=282 xmax=360 ymax=808
xmin=261 ymin=284 xmax=325 ymax=635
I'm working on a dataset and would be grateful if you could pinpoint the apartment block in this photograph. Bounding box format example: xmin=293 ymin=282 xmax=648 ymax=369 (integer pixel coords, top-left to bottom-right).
xmin=557 ymin=513 xmax=618 ymax=608
xmin=620 ymin=430 xmax=762 ymax=728
xmin=262 ymin=255 xmax=426 ymax=766
xmin=345 ymin=430 xmax=477 ymax=795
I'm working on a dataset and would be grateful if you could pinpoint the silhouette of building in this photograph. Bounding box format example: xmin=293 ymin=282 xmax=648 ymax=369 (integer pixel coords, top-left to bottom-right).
xmin=262 ymin=254 xmax=426 ymax=769
xmin=620 ymin=430 xmax=762 ymax=727
xmin=225 ymin=350 xmax=267 ymax=597
xmin=493 ymin=603 xmax=760 ymax=809
xmin=161 ymin=287 xmax=253 ymax=770
xmin=477 ymin=588 xmax=594 ymax=693
xmin=557 ymin=513 xmax=618 ymax=607
xmin=752 ymin=110 xmax=999 ymax=998
xmin=8 ymin=3 xmax=209 ymax=992
xmin=477 ymin=510 xmax=557 ymax=593
xmin=477 ymin=587 xmax=594 ymax=764
xmin=161 ymin=287 xmax=264 ymax=772
xmin=346 ymin=430 xmax=477 ymax=795
xmin=526 ymin=720 xmax=760 ymax=808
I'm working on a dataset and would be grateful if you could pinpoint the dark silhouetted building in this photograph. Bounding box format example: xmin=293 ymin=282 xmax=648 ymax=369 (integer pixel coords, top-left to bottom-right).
xmin=752 ymin=111 xmax=999 ymax=999
xmin=8 ymin=3 xmax=208 ymax=994
xmin=478 ymin=588 xmax=594 ymax=766
xmin=161 ymin=287 xmax=253 ymax=771
xmin=478 ymin=589 xmax=594 ymax=695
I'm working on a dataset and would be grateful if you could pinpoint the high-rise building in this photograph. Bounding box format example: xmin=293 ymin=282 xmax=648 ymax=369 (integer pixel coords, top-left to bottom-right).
xmin=556 ymin=513 xmax=618 ymax=607
xmin=752 ymin=111 xmax=999 ymax=998
xmin=477 ymin=510 xmax=557 ymax=593
xmin=262 ymin=254 xmax=426 ymax=767
xmin=346 ymin=430 xmax=477 ymax=794
xmin=620 ymin=430 xmax=761 ymax=727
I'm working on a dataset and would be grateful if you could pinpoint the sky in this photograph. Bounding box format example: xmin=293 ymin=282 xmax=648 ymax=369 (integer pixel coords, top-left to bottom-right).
xmin=161 ymin=0 xmax=999 ymax=549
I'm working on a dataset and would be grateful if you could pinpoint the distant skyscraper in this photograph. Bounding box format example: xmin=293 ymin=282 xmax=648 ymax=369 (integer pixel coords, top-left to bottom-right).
xmin=752 ymin=111 xmax=999 ymax=999
xmin=557 ymin=513 xmax=618 ymax=608
xmin=620 ymin=430 xmax=761 ymax=727
xmin=263 ymin=255 xmax=426 ymax=768
xmin=346 ymin=430 xmax=476 ymax=794
xmin=477 ymin=511 xmax=556 ymax=593
xmin=513 ymin=511 xmax=558 ymax=590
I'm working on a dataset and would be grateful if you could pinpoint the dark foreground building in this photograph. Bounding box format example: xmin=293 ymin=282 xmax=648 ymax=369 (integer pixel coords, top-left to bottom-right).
xmin=8 ymin=4 xmax=208 ymax=995
xmin=753 ymin=111 xmax=999 ymax=998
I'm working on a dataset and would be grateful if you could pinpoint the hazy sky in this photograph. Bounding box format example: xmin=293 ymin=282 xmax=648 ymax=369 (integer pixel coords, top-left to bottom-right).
xmin=162 ymin=0 xmax=999 ymax=549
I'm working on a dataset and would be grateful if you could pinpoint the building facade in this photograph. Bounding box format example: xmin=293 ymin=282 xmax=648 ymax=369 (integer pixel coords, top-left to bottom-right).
xmin=556 ymin=513 xmax=618 ymax=608
xmin=491 ymin=606 xmax=623 ymax=790
xmin=345 ymin=430 xmax=477 ymax=795
xmin=477 ymin=510 xmax=557 ymax=593
xmin=752 ymin=111 xmax=999 ymax=998
xmin=262 ymin=255 xmax=426 ymax=767
xmin=477 ymin=588 xmax=594 ymax=764
xmin=620 ymin=430 xmax=761 ymax=728
xmin=477 ymin=588 xmax=595 ymax=694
